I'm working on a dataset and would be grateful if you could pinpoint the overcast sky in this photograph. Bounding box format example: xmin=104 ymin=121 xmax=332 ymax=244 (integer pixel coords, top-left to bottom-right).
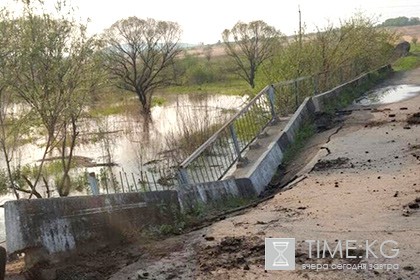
xmin=3 ymin=0 xmax=420 ymax=44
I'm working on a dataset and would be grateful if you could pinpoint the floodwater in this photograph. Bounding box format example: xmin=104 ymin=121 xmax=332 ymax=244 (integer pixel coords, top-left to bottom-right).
xmin=1 ymin=94 xmax=247 ymax=174
xmin=0 ymin=93 xmax=247 ymax=244
xmin=355 ymin=84 xmax=420 ymax=106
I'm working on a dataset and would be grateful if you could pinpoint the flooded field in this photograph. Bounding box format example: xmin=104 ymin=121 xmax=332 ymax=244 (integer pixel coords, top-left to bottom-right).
xmin=0 ymin=93 xmax=247 ymax=243
xmin=1 ymin=93 xmax=246 ymax=177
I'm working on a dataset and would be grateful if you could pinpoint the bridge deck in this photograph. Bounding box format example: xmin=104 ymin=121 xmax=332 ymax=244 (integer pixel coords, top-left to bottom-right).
xmin=225 ymin=116 xmax=291 ymax=180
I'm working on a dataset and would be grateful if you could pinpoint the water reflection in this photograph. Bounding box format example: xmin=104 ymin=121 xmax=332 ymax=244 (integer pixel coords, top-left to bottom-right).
xmin=355 ymin=84 xmax=420 ymax=106
xmin=1 ymin=93 xmax=247 ymax=189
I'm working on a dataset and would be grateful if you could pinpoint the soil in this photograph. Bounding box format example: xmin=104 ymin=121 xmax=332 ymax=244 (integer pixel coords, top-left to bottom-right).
xmin=407 ymin=112 xmax=420 ymax=124
xmin=312 ymin=157 xmax=350 ymax=171
xmin=5 ymin=67 xmax=420 ymax=279
xmin=195 ymin=236 xmax=265 ymax=273
xmin=313 ymin=111 xmax=338 ymax=132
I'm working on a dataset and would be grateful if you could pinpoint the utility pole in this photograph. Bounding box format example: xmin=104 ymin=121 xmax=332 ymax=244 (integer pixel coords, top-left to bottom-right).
xmin=298 ymin=5 xmax=302 ymax=50
xmin=297 ymin=5 xmax=303 ymax=77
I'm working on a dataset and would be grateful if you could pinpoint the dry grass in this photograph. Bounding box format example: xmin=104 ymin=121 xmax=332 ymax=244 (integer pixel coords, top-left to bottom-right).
xmin=183 ymin=44 xmax=227 ymax=58
xmin=387 ymin=24 xmax=420 ymax=41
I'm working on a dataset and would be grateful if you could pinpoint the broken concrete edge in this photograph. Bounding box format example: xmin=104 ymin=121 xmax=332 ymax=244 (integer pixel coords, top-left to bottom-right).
xmin=5 ymin=191 xmax=179 ymax=260
xmin=176 ymin=64 xmax=393 ymax=210
xmin=248 ymin=97 xmax=318 ymax=192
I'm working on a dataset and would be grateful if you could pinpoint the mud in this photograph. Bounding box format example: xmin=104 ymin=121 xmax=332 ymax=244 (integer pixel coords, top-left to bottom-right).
xmin=312 ymin=157 xmax=350 ymax=171
xmin=407 ymin=112 xmax=420 ymax=124
xmin=17 ymin=242 xmax=142 ymax=280
xmin=314 ymin=112 xmax=337 ymax=132
xmin=195 ymin=236 xmax=264 ymax=273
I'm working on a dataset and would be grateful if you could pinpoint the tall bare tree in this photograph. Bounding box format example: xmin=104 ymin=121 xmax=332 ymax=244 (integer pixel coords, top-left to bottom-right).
xmin=222 ymin=20 xmax=281 ymax=88
xmin=102 ymin=17 xmax=182 ymax=115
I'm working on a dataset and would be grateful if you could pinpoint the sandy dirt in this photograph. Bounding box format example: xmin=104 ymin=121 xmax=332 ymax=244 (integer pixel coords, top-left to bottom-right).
xmin=388 ymin=25 xmax=420 ymax=41
xmin=5 ymin=68 xmax=420 ymax=279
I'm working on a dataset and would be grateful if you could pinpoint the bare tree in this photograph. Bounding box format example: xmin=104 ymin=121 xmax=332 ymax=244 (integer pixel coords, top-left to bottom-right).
xmin=102 ymin=17 xmax=182 ymax=115
xmin=222 ymin=20 xmax=281 ymax=88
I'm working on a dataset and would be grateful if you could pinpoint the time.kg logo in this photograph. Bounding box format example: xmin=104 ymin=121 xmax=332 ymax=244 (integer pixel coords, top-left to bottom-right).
xmin=265 ymin=238 xmax=296 ymax=270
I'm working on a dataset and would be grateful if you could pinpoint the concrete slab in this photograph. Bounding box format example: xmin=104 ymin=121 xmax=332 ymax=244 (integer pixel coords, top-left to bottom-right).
xmin=229 ymin=118 xmax=290 ymax=181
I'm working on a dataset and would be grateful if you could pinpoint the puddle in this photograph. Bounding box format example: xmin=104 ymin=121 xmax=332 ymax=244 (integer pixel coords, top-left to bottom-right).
xmin=355 ymin=84 xmax=420 ymax=106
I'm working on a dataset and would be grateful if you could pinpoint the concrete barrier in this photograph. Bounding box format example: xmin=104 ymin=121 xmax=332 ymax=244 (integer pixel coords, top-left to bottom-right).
xmin=247 ymin=65 xmax=392 ymax=194
xmin=177 ymin=178 xmax=256 ymax=211
xmin=312 ymin=75 xmax=363 ymax=112
xmin=282 ymin=97 xmax=316 ymax=143
xmin=247 ymin=142 xmax=284 ymax=194
xmin=177 ymin=65 xmax=392 ymax=208
xmin=5 ymin=191 xmax=179 ymax=260
xmin=312 ymin=64 xmax=392 ymax=112
xmin=244 ymin=98 xmax=316 ymax=193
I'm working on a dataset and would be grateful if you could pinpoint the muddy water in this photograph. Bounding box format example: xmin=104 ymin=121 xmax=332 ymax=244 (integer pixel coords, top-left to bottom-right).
xmin=355 ymin=84 xmax=420 ymax=105
xmin=1 ymin=94 xmax=246 ymax=171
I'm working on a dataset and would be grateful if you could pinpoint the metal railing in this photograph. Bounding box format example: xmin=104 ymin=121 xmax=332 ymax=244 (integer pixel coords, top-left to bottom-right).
xmin=89 ymin=166 xmax=177 ymax=195
xmin=177 ymin=62 xmax=369 ymax=186
xmin=78 ymin=62 xmax=386 ymax=195
xmin=92 ymin=62 xmax=372 ymax=193
xmin=177 ymin=84 xmax=277 ymax=185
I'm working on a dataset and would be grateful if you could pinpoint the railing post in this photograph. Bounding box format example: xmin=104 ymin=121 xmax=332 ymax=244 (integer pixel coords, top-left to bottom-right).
xmin=177 ymin=167 xmax=190 ymax=186
xmin=132 ymin=173 xmax=139 ymax=192
xmin=267 ymin=85 xmax=275 ymax=116
xmin=229 ymin=124 xmax=243 ymax=161
xmin=313 ymin=75 xmax=319 ymax=96
xmin=119 ymin=171 xmax=125 ymax=193
xmin=294 ymin=80 xmax=299 ymax=110
xmin=87 ymin=172 xmax=100 ymax=195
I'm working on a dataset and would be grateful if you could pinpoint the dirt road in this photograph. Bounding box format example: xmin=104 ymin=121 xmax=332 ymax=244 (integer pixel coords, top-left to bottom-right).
xmin=107 ymin=69 xmax=420 ymax=280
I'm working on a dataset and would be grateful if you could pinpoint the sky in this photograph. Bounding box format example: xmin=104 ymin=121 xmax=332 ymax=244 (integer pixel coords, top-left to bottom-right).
xmin=2 ymin=0 xmax=420 ymax=44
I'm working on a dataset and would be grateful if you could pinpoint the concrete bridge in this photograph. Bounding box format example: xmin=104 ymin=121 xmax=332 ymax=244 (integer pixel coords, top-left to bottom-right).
xmin=4 ymin=64 xmax=392 ymax=263
xmin=176 ymin=65 xmax=393 ymax=210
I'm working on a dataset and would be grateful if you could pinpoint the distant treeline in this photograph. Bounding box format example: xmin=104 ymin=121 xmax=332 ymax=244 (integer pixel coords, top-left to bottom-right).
xmin=379 ymin=16 xmax=420 ymax=27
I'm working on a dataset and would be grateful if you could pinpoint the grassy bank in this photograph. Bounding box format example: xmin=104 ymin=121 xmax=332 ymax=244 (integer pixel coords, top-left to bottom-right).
xmin=88 ymin=91 xmax=168 ymax=117
xmin=392 ymin=43 xmax=420 ymax=71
